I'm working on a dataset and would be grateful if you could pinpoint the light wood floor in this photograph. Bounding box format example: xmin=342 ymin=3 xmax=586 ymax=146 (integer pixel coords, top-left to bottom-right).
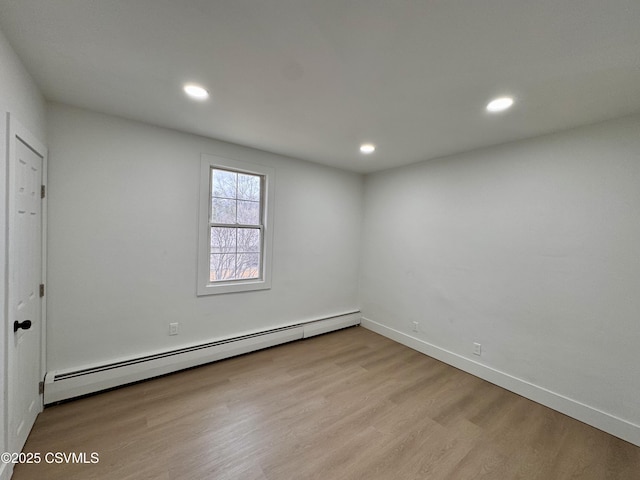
xmin=13 ymin=326 xmax=640 ymax=479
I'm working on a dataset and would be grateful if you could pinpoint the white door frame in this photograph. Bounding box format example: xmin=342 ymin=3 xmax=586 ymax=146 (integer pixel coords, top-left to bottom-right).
xmin=0 ymin=109 xmax=8 ymax=480
xmin=2 ymin=112 xmax=47 ymax=476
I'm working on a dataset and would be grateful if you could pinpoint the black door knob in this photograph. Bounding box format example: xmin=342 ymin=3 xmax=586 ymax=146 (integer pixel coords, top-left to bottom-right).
xmin=14 ymin=320 xmax=32 ymax=332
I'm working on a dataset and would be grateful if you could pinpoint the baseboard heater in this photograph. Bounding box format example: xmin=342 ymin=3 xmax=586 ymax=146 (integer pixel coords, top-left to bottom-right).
xmin=44 ymin=312 xmax=361 ymax=404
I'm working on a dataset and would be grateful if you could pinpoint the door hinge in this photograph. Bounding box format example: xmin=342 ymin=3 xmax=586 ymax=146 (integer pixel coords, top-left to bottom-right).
xmin=39 ymin=381 xmax=44 ymax=395
xmin=40 ymin=284 xmax=45 ymax=297
xmin=41 ymin=185 xmax=45 ymax=199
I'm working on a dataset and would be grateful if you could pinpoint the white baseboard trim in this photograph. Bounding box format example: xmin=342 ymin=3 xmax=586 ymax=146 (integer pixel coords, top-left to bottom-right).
xmin=44 ymin=312 xmax=361 ymax=404
xmin=361 ymin=317 xmax=640 ymax=447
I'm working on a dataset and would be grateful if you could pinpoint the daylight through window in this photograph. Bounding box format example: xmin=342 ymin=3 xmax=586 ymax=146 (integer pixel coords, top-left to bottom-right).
xmin=198 ymin=154 xmax=273 ymax=296
xmin=209 ymin=168 xmax=264 ymax=282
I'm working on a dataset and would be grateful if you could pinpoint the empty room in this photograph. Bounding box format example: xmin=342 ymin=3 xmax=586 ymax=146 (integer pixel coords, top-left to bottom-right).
xmin=1 ymin=1 xmax=640 ymax=479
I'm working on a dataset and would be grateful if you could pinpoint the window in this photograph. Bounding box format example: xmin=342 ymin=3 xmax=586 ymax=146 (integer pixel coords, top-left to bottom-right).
xmin=197 ymin=154 xmax=274 ymax=295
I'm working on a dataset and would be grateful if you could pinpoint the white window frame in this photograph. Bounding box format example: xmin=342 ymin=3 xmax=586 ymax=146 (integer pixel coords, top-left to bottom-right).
xmin=197 ymin=154 xmax=274 ymax=296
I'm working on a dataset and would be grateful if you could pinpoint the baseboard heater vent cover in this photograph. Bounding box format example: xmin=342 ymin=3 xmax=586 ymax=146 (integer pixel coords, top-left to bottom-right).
xmin=44 ymin=312 xmax=360 ymax=404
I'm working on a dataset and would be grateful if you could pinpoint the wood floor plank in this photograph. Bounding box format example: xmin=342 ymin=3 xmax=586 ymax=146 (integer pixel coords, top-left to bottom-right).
xmin=12 ymin=326 xmax=640 ymax=479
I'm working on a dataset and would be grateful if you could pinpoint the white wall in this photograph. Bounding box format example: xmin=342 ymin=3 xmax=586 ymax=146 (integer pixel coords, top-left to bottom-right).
xmin=360 ymin=114 xmax=640 ymax=444
xmin=46 ymin=103 xmax=363 ymax=372
xmin=0 ymin=27 xmax=46 ymax=480
xmin=0 ymin=30 xmax=47 ymax=137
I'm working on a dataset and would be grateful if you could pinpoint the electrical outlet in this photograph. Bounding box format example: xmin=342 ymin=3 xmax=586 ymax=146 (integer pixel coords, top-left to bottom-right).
xmin=473 ymin=342 xmax=482 ymax=356
xmin=412 ymin=321 xmax=419 ymax=333
xmin=169 ymin=322 xmax=179 ymax=336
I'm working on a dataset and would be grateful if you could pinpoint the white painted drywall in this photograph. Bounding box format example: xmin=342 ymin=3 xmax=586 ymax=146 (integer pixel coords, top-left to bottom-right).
xmin=46 ymin=103 xmax=363 ymax=372
xmin=0 ymin=27 xmax=46 ymax=480
xmin=360 ymin=114 xmax=640 ymax=436
xmin=0 ymin=30 xmax=47 ymax=137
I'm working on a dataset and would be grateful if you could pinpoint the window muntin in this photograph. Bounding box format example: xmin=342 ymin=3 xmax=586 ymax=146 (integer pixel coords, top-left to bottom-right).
xmin=209 ymin=168 xmax=263 ymax=282
xmin=197 ymin=155 xmax=274 ymax=296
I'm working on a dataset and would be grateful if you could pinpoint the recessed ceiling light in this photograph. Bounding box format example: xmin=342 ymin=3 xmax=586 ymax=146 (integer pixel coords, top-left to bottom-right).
xmin=360 ymin=143 xmax=376 ymax=154
xmin=183 ymin=84 xmax=209 ymax=100
xmin=486 ymin=96 xmax=514 ymax=113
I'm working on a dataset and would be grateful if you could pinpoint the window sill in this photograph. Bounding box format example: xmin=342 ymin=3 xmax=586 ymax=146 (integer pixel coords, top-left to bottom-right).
xmin=197 ymin=278 xmax=271 ymax=296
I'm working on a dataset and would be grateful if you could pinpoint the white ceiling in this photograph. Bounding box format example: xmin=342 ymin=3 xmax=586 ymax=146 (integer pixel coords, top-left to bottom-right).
xmin=1 ymin=0 xmax=639 ymax=173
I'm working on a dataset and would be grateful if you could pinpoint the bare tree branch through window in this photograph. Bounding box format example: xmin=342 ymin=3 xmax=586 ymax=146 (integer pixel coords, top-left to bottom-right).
xmin=209 ymin=168 xmax=263 ymax=282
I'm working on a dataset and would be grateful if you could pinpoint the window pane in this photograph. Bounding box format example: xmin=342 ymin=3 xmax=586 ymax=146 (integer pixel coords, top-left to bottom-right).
xmin=210 ymin=253 xmax=236 ymax=281
xmin=237 ymin=228 xmax=260 ymax=253
xmin=238 ymin=173 xmax=261 ymax=201
xmin=236 ymin=253 xmax=260 ymax=279
xmin=212 ymin=169 xmax=237 ymax=199
xmin=237 ymin=200 xmax=260 ymax=225
xmin=211 ymin=227 xmax=237 ymax=253
xmin=204 ymin=164 xmax=268 ymax=287
xmin=212 ymin=198 xmax=237 ymax=224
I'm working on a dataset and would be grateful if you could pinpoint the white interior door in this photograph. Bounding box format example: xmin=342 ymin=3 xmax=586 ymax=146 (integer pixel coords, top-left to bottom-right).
xmin=7 ymin=117 xmax=46 ymax=454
